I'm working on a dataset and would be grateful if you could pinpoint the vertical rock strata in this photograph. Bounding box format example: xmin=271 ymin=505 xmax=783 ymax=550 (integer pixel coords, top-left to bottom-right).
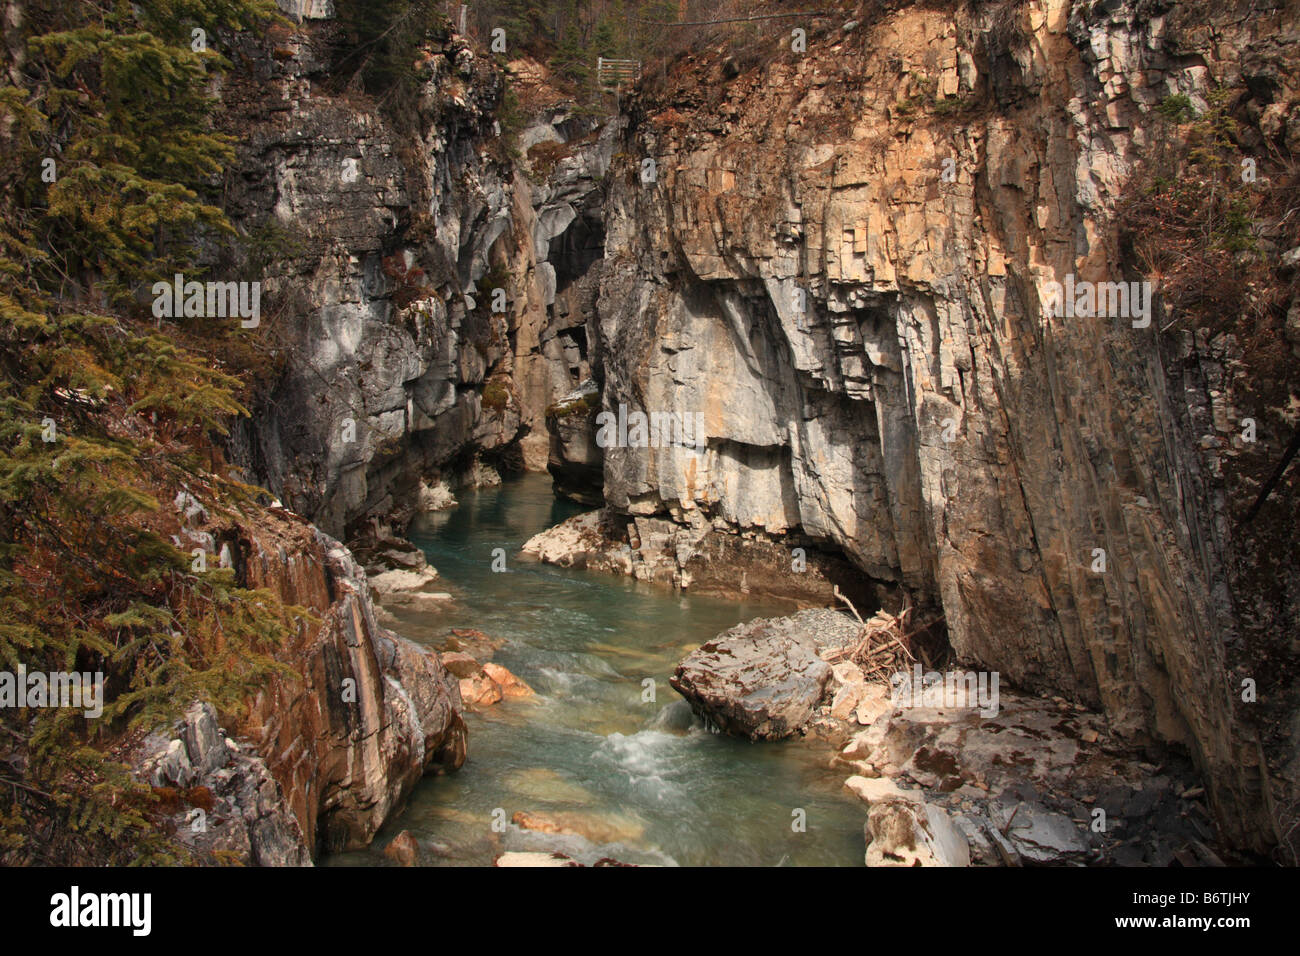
xmin=200 ymin=1 xmax=1299 ymax=857
xmin=151 ymin=507 xmax=466 ymax=862
xmin=590 ymin=1 xmax=1299 ymax=852
xmin=236 ymin=519 xmax=466 ymax=855
xmin=219 ymin=11 xmax=613 ymax=538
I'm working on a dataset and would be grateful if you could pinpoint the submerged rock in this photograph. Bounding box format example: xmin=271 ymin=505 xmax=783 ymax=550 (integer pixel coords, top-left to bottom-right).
xmin=440 ymin=651 xmax=484 ymax=678
xmin=494 ymin=850 xmax=647 ymax=867
xmin=445 ymin=645 xmax=533 ymax=710
xmin=494 ymin=851 xmax=582 ymax=868
xmin=510 ymin=810 xmax=646 ymax=845
xmin=383 ymin=830 xmax=419 ymax=867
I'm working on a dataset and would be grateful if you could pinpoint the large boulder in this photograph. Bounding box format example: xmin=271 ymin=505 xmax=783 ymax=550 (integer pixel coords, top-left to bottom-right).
xmin=670 ymin=609 xmax=858 ymax=739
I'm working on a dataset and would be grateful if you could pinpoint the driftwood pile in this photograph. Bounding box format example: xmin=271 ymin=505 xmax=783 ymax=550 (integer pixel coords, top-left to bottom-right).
xmin=824 ymin=585 xmax=944 ymax=680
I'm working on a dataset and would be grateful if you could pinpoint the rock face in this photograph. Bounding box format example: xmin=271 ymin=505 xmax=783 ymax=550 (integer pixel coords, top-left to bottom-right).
xmin=545 ymin=381 xmax=605 ymax=504
xmin=219 ymin=12 xmax=615 ymax=539
xmin=218 ymin=509 xmax=467 ymax=857
xmin=670 ymin=609 xmax=859 ymax=739
xmin=865 ymin=800 xmax=971 ymax=868
xmin=134 ymin=702 xmax=311 ymax=867
xmin=575 ymin=1 xmax=1299 ymax=852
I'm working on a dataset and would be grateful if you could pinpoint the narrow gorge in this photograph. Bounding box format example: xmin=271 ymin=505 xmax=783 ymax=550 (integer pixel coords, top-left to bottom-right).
xmin=2 ymin=0 xmax=1297 ymax=875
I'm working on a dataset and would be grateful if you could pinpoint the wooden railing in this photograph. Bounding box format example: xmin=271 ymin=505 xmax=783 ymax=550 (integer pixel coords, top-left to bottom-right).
xmin=597 ymin=57 xmax=642 ymax=90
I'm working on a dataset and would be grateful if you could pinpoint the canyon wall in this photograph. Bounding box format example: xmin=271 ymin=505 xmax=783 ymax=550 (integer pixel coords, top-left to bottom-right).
xmin=236 ymin=516 xmax=467 ymax=855
xmin=585 ymin=0 xmax=1299 ymax=853
xmin=202 ymin=0 xmax=1298 ymax=856
xmin=138 ymin=496 xmax=467 ymax=863
xmin=219 ymin=6 xmax=611 ymax=540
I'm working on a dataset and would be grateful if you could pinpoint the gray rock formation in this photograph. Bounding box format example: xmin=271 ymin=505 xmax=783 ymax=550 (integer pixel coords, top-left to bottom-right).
xmin=134 ymin=702 xmax=311 ymax=866
xmin=545 ymin=381 xmax=604 ymax=504
xmin=218 ymin=19 xmax=526 ymax=538
xmin=562 ymin=0 xmax=1298 ymax=853
xmin=670 ymin=609 xmax=859 ymax=739
xmin=218 ymin=16 xmax=617 ymax=539
xmin=838 ymin=673 xmax=1214 ymax=865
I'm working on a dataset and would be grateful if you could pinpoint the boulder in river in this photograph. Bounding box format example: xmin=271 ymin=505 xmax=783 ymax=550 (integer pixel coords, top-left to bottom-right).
xmin=483 ymin=662 xmax=534 ymax=698
xmin=670 ymin=609 xmax=860 ymax=740
xmin=445 ymin=646 xmax=533 ymax=710
xmin=459 ymin=671 xmax=503 ymax=708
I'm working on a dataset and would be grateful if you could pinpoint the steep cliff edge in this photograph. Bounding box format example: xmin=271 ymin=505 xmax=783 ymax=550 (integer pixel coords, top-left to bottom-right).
xmin=217 ymin=6 xmax=615 ymax=541
xmin=572 ymin=0 xmax=1299 ymax=854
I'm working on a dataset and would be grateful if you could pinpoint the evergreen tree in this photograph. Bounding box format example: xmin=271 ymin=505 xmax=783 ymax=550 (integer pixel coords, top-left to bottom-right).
xmin=0 ymin=0 xmax=306 ymax=864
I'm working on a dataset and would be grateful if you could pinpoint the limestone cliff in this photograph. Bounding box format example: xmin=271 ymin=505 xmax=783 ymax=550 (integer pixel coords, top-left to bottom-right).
xmin=197 ymin=0 xmax=1298 ymax=858
xmin=137 ymin=496 xmax=466 ymax=863
xmin=573 ymin=0 xmax=1299 ymax=854
xmin=218 ymin=6 xmax=613 ymax=540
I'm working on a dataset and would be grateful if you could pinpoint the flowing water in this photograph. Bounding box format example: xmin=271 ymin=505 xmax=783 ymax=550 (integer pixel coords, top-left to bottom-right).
xmin=328 ymin=472 xmax=866 ymax=867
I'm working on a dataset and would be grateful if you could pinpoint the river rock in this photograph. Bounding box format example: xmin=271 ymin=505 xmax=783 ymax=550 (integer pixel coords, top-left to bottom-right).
xmin=384 ymin=830 xmax=419 ymax=866
xmin=367 ymin=565 xmax=443 ymax=605
xmin=865 ymin=799 xmax=971 ymax=867
xmin=830 ymin=680 xmax=868 ymax=720
xmin=854 ymin=683 xmax=893 ymax=725
xmin=671 ymin=610 xmax=860 ymax=739
xmin=511 ymin=810 xmax=645 ymax=845
xmin=443 ymin=628 xmax=505 ymax=661
xmin=831 ymin=661 xmax=865 ymax=685
xmin=417 ymin=478 xmax=457 ymax=512
xmin=453 ymin=654 xmax=532 ymax=709
xmin=837 ymin=687 xmax=1211 ymax=864
xmin=495 ymin=851 xmax=583 ymax=867
xmin=520 ymin=509 xmax=606 ymax=567
xmin=459 ymin=672 xmax=503 ymax=708
xmin=483 ymin=662 xmax=534 ymax=698
xmin=494 ymin=850 xmax=645 ymax=867
xmin=440 ymin=651 xmax=484 ymax=678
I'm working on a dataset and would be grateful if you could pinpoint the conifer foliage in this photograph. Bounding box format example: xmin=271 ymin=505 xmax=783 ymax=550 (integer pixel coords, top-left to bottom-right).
xmin=0 ymin=0 xmax=305 ymax=864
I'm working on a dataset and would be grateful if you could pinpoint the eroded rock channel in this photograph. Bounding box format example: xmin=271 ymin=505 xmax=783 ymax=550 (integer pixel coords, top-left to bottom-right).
xmin=148 ymin=1 xmax=1299 ymax=865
